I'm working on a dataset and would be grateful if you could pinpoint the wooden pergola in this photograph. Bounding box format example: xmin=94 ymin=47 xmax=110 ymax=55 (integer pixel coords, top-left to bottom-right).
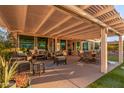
xmin=0 ymin=5 xmax=123 ymax=73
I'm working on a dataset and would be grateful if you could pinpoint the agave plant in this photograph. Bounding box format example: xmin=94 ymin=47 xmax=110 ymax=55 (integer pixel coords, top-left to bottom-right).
xmin=0 ymin=56 xmax=18 ymax=88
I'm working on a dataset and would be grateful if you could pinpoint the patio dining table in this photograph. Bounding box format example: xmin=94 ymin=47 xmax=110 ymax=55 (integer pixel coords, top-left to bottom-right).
xmin=33 ymin=54 xmax=47 ymax=60
xmin=54 ymin=56 xmax=67 ymax=66
xmin=30 ymin=59 xmax=45 ymax=76
xmin=11 ymin=56 xmax=46 ymax=75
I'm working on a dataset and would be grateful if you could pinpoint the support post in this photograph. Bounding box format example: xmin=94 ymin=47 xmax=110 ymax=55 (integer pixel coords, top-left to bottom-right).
xmin=93 ymin=42 xmax=95 ymax=51
xmin=88 ymin=42 xmax=91 ymax=51
xmin=66 ymin=40 xmax=68 ymax=51
xmin=47 ymin=38 xmax=50 ymax=51
xmin=119 ymin=35 xmax=123 ymax=63
xmin=74 ymin=41 xmax=77 ymax=55
xmin=101 ymin=28 xmax=108 ymax=73
xmin=17 ymin=34 xmax=20 ymax=50
xmin=12 ymin=32 xmax=19 ymax=51
xmin=34 ymin=36 xmax=38 ymax=50
xmin=75 ymin=41 xmax=77 ymax=52
xmin=55 ymin=38 xmax=58 ymax=52
xmin=52 ymin=38 xmax=55 ymax=52
xmin=80 ymin=41 xmax=83 ymax=53
xmin=34 ymin=36 xmax=36 ymax=49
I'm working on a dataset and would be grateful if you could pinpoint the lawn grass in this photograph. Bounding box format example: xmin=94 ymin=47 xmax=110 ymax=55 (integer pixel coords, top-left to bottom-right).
xmin=87 ymin=63 xmax=124 ymax=88
xmin=108 ymin=55 xmax=118 ymax=62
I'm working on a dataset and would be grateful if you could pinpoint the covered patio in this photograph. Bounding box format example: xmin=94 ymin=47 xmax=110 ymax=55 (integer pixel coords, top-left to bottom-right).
xmin=31 ymin=56 xmax=119 ymax=88
xmin=0 ymin=5 xmax=124 ymax=87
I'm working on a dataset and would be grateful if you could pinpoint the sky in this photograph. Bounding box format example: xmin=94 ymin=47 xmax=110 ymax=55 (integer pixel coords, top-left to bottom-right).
xmin=107 ymin=5 xmax=124 ymax=42
xmin=114 ymin=5 xmax=124 ymax=18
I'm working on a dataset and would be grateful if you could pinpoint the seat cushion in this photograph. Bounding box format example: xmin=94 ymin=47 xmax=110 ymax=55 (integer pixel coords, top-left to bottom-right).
xmin=56 ymin=56 xmax=66 ymax=60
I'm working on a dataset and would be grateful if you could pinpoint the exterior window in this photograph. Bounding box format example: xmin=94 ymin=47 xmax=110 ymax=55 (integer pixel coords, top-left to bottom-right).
xmin=19 ymin=35 xmax=34 ymax=49
xmin=76 ymin=42 xmax=80 ymax=50
xmin=38 ymin=37 xmax=48 ymax=50
xmin=60 ymin=40 xmax=66 ymax=50
xmin=73 ymin=42 xmax=74 ymax=50
xmin=95 ymin=42 xmax=99 ymax=50
xmin=83 ymin=41 xmax=88 ymax=51
xmin=90 ymin=42 xmax=93 ymax=50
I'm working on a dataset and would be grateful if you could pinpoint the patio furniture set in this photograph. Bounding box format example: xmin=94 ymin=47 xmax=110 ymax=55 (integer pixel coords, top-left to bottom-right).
xmin=10 ymin=49 xmax=67 ymax=76
xmin=79 ymin=51 xmax=100 ymax=64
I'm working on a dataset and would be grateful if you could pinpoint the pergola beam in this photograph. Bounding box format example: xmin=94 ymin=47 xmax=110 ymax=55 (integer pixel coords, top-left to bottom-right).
xmin=68 ymin=34 xmax=100 ymax=39
xmin=73 ymin=31 xmax=100 ymax=37
xmin=103 ymin=14 xmax=120 ymax=22
xmin=0 ymin=12 xmax=10 ymax=29
xmin=113 ymin=24 xmax=124 ymax=29
xmin=80 ymin=5 xmax=91 ymax=10
xmin=50 ymin=21 xmax=83 ymax=36
xmin=42 ymin=16 xmax=72 ymax=35
xmin=59 ymin=27 xmax=99 ymax=37
xmin=73 ymin=28 xmax=99 ymax=36
xmin=21 ymin=5 xmax=28 ymax=32
xmin=33 ymin=8 xmax=55 ymax=34
xmin=60 ymin=30 xmax=100 ymax=39
xmin=56 ymin=24 xmax=95 ymax=37
xmin=109 ymin=20 xmax=122 ymax=26
xmin=94 ymin=6 xmax=114 ymax=17
xmin=54 ymin=5 xmax=121 ymax=35
xmin=117 ymin=28 xmax=124 ymax=31
xmin=62 ymin=35 xmax=100 ymax=40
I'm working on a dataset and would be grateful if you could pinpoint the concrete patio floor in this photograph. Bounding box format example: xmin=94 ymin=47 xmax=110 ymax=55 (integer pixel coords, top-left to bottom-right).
xmin=31 ymin=56 xmax=120 ymax=88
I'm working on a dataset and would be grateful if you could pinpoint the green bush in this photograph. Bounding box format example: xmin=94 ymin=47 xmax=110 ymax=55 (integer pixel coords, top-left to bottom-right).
xmin=108 ymin=44 xmax=118 ymax=51
xmin=0 ymin=31 xmax=17 ymax=61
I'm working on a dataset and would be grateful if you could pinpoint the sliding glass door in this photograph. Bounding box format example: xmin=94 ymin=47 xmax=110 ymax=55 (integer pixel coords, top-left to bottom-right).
xmin=19 ymin=35 xmax=34 ymax=49
xmin=37 ymin=37 xmax=48 ymax=50
xmin=83 ymin=41 xmax=88 ymax=51
xmin=60 ymin=40 xmax=66 ymax=50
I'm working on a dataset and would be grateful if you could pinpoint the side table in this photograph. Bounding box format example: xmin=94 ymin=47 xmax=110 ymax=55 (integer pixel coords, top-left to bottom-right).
xmin=30 ymin=61 xmax=45 ymax=76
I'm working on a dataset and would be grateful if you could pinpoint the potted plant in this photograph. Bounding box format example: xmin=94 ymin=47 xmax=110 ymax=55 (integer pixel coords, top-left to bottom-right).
xmin=0 ymin=56 xmax=18 ymax=88
xmin=14 ymin=72 xmax=31 ymax=88
xmin=0 ymin=30 xmax=19 ymax=88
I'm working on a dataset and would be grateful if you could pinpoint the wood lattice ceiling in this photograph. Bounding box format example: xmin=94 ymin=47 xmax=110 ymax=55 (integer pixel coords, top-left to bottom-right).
xmin=0 ymin=5 xmax=123 ymax=40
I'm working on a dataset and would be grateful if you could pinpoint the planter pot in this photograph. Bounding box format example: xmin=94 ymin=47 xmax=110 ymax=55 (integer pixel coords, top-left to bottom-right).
xmin=17 ymin=80 xmax=31 ymax=88
xmin=16 ymin=85 xmax=31 ymax=88
xmin=26 ymin=85 xmax=31 ymax=88
xmin=26 ymin=80 xmax=31 ymax=88
xmin=8 ymin=80 xmax=16 ymax=88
